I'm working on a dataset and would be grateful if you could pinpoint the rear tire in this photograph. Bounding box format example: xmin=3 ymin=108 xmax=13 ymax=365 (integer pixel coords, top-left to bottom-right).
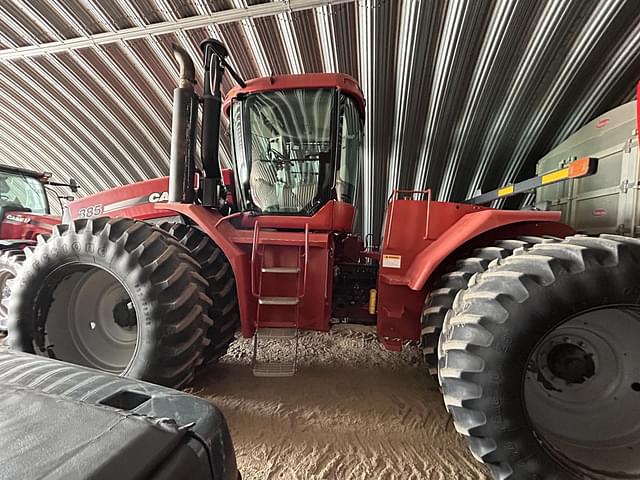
xmin=0 ymin=249 xmax=25 ymax=332
xmin=160 ymin=222 xmax=240 ymax=364
xmin=7 ymin=217 xmax=212 ymax=388
xmin=439 ymin=235 xmax=640 ymax=479
xmin=421 ymin=237 xmax=555 ymax=379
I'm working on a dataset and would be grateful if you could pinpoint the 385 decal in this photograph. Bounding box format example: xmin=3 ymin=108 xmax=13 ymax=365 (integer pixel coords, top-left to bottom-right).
xmin=77 ymin=204 xmax=104 ymax=218
xmin=74 ymin=190 xmax=168 ymax=218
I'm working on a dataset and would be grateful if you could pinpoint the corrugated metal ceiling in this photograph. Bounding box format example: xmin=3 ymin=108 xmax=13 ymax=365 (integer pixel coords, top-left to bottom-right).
xmin=0 ymin=0 xmax=637 ymax=236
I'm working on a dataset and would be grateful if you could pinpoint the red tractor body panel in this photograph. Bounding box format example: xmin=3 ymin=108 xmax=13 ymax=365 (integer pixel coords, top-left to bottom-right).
xmin=380 ymin=201 xmax=572 ymax=290
xmin=160 ymin=195 xmax=573 ymax=347
xmin=158 ymin=201 xmax=355 ymax=338
xmin=374 ymin=193 xmax=574 ymax=349
xmin=68 ymin=177 xmax=175 ymax=221
xmin=0 ymin=212 xmax=59 ymax=242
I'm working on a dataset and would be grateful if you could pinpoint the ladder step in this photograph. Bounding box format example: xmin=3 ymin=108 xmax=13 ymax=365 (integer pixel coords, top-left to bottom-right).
xmin=259 ymin=296 xmax=299 ymax=306
xmin=252 ymin=327 xmax=299 ymax=378
xmin=261 ymin=267 xmax=301 ymax=274
xmin=253 ymin=361 xmax=296 ymax=377
xmin=256 ymin=327 xmax=297 ymax=339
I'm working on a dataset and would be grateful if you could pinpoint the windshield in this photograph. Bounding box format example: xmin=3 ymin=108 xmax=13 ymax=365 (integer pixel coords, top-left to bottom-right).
xmin=233 ymin=88 xmax=335 ymax=214
xmin=0 ymin=171 xmax=48 ymax=214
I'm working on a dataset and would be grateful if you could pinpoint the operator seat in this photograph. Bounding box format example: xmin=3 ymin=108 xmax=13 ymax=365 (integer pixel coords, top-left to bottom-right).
xmin=250 ymin=159 xmax=319 ymax=213
xmin=0 ymin=177 xmax=30 ymax=221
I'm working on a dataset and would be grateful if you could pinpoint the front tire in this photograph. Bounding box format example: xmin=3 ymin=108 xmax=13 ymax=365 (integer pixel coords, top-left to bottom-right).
xmin=421 ymin=237 xmax=556 ymax=378
xmin=0 ymin=249 xmax=25 ymax=332
xmin=439 ymin=235 xmax=640 ymax=479
xmin=7 ymin=217 xmax=212 ymax=388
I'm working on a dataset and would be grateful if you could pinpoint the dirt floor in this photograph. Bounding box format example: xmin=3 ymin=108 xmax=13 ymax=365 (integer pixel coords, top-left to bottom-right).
xmin=0 ymin=326 xmax=489 ymax=479
xmin=191 ymin=325 xmax=490 ymax=480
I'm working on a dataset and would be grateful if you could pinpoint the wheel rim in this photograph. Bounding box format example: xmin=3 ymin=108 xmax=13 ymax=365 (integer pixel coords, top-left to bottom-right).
xmin=0 ymin=268 xmax=15 ymax=321
xmin=44 ymin=266 xmax=138 ymax=374
xmin=524 ymin=307 xmax=640 ymax=477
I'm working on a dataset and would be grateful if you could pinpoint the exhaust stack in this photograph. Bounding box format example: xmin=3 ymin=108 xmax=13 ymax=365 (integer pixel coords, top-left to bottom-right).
xmin=168 ymin=44 xmax=198 ymax=203
xmin=169 ymin=39 xmax=244 ymax=206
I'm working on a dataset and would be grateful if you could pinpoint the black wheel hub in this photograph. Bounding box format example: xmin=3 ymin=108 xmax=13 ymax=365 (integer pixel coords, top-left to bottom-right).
xmin=113 ymin=300 xmax=136 ymax=328
xmin=547 ymin=343 xmax=595 ymax=384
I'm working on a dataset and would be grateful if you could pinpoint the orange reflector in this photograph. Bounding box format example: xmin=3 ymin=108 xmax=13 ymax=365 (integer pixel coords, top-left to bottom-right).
xmin=569 ymin=157 xmax=597 ymax=178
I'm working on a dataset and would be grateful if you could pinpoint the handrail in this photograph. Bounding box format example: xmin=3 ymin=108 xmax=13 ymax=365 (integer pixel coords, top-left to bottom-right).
xmin=250 ymin=221 xmax=260 ymax=297
xmin=214 ymin=211 xmax=243 ymax=228
xmin=384 ymin=189 xmax=432 ymax=249
xmin=300 ymin=223 xmax=310 ymax=299
xmin=391 ymin=189 xmax=432 ymax=201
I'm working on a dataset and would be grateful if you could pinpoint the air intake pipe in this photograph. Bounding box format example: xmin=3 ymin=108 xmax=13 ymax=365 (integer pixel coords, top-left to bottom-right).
xmin=199 ymin=39 xmax=227 ymax=207
xmin=168 ymin=44 xmax=198 ymax=203
xmin=200 ymin=39 xmax=246 ymax=207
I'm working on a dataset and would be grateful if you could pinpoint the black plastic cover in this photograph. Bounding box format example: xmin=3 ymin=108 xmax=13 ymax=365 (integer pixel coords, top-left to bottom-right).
xmin=0 ymin=350 xmax=238 ymax=480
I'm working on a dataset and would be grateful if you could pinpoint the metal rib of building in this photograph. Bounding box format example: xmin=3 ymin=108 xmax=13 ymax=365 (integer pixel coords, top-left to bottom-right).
xmin=0 ymin=0 xmax=637 ymax=235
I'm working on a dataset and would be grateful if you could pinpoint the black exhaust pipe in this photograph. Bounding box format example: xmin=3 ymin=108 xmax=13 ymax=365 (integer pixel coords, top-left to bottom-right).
xmin=168 ymin=44 xmax=198 ymax=203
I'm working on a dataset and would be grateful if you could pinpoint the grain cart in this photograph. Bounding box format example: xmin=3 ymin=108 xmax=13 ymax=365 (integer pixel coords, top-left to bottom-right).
xmin=536 ymin=81 xmax=640 ymax=236
xmin=0 ymin=164 xmax=77 ymax=331
xmin=6 ymin=40 xmax=630 ymax=478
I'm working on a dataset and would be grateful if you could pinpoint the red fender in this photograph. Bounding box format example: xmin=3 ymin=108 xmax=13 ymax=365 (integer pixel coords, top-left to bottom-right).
xmin=405 ymin=209 xmax=573 ymax=291
xmin=376 ymin=208 xmax=574 ymax=346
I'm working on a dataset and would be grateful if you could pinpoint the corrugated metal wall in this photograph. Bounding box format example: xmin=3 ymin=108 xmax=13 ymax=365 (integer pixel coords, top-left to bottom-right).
xmin=0 ymin=0 xmax=638 ymax=235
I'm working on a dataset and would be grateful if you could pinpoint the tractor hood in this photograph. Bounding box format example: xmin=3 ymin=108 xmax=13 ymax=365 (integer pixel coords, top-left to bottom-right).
xmin=67 ymin=177 xmax=175 ymax=222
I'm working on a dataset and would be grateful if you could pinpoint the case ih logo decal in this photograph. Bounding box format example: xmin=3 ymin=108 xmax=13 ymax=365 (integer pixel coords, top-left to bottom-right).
xmin=5 ymin=214 xmax=30 ymax=224
xmin=148 ymin=191 xmax=169 ymax=203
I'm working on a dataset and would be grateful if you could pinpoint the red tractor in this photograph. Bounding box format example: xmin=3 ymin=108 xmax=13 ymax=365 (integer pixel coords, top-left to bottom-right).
xmin=0 ymin=165 xmax=78 ymax=331
xmin=0 ymin=165 xmax=184 ymax=332
xmin=7 ymin=40 xmax=638 ymax=479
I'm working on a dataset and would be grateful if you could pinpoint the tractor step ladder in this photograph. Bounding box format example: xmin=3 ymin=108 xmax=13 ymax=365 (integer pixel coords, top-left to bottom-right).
xmin=250 ymin=223 xmax=309 ymax=377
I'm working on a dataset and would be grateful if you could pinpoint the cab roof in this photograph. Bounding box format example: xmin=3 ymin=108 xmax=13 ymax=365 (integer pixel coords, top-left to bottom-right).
xmin=223 ymin=73 xmax=365 ymax=116
xmin=0 ymin=164 xmax=45 ymax=179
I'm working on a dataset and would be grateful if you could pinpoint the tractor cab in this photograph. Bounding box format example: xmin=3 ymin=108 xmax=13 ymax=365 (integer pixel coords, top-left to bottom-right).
xmin=0 ymin=165 xmax=75 ymax=241
xmin=223 ymin=74 xmax=365 ymax=216
xmin=0 ymin=165 xmax=50 ymax=216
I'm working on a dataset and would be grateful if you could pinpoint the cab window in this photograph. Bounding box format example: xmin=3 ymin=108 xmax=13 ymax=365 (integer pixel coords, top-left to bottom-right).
xmin=336 ymin=95 xmax=363 ymax=204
